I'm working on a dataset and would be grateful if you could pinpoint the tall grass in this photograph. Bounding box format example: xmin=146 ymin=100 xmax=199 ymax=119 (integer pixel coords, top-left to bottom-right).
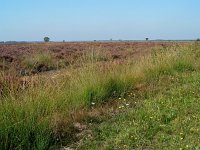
xmin=0 ymin=43 xmax=198 ymax=149
xmin=21 ymin=50 xmax=66 ymax=75
xmin=22 ymin=50 xmax=53 ymax=67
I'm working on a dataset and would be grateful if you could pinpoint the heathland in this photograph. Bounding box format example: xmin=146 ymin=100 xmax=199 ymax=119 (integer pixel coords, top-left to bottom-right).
xmin=0 ymin=41 xmax=199 ymax=149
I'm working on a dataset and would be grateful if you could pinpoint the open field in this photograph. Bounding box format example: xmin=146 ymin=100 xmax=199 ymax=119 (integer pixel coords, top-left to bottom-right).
xmin=0 ymin=42 xmax=188 ymax=75
xmin=0 ymin=42 xmax=200 ymax=149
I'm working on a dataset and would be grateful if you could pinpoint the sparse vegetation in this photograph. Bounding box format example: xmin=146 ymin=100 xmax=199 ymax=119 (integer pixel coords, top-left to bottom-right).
xmin=0 ymin=42 xmax=199 ymax=149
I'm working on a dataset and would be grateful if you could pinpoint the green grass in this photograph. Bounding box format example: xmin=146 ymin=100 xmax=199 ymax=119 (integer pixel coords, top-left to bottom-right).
xmin=0 ymin=43 xmax=200 ymax=149
xmin=78 ymin=72 xmax=200 ymax=150
xmin=20 ymin=50 xmax=66 ymax=74
xmin=22 ymin=50 xmax=54 ymax=69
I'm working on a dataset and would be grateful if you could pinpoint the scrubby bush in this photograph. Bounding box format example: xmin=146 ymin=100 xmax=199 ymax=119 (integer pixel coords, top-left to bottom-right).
xmin=44 ymin=37 xmax=50 ymax=42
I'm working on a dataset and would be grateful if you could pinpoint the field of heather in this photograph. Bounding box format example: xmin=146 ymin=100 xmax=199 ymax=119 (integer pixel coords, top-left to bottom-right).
xmin=0 ymin=42 xmax=184 ymax=75
xmin=0 ymin=41 xmax=200 ymax=150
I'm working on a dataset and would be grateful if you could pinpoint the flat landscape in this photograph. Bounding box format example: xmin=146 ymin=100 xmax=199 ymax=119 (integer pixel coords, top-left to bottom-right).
xmin=2 ymin=1 xmax=200 ymax=149
xmin=0 ymin=42 xmax=187 ymax=75
xmin=0 ymin=41 xmax=199 ymax=149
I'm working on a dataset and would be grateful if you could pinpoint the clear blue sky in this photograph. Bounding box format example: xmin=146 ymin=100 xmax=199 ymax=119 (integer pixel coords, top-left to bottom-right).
xmin=1 ymin=0 xmax=200 ymax=41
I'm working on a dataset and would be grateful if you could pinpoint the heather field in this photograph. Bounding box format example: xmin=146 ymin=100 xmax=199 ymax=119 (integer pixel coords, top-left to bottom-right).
xmin=0 ymin=42 xmax=200 ymax=149
xmin=0 ymin=42 xmax=184 ymax=75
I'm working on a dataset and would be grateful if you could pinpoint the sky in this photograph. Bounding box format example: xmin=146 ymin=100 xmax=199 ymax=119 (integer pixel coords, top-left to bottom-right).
xmin=1 ymin=0 xmax=200 ymax=41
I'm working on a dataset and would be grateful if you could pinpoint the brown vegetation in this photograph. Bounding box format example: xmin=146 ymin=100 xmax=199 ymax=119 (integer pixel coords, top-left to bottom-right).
xmin=0 ymin=42 xmax=188 ymax=75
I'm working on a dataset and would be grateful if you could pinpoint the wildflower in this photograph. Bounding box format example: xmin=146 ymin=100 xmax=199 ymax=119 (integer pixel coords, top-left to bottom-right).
xmin=119 ymin=106 xmax=124 ymax=109
xmin=180 ymin=148 xmax=182 ymax=150
xmin=126 ymin=103 xmax=130 ymax=106
xmin=180 ymin=132 xmax=183 ymax=135
xmin=180 ymin=137 xmax=183 ymax=140
xmin=124 ymin=145 xmax=127 ymax=148
xmin=91 ymin=102 xmax=95 ymax=105
xmin=186 ymin=145 xmax=189 ymax=148
xmin=150 ymin=117 xmax=153 ymax=119
xmin=119 ymin=97 xmax=122 ymax=100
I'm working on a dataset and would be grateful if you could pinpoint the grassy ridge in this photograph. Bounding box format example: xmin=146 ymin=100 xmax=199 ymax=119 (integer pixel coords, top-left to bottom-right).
xmin=0 ymin=43 xmax=199 ymax=149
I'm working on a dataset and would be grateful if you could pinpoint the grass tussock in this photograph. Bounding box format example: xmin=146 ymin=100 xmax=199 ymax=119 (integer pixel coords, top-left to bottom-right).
xmin=0 ymin=43 xmax=199 ymax=149
xmin=21 ymin=50 xmax=67 ymax=75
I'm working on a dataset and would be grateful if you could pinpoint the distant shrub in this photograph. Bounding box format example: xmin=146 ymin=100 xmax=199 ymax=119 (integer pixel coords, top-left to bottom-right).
xmin=44 ymin=37 xmax=50 ymax=42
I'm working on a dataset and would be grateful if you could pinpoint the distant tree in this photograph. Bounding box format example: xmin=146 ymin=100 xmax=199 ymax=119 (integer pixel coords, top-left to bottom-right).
xmin=146 ymin=38 xmax=149 ymax=41
xmin=63 ymin=40 xmax=65 ymax=42
xmin=44 ymin=37 xmax=50 ymax=42
xmin=197 ymin=38 xmax=200 ymax=41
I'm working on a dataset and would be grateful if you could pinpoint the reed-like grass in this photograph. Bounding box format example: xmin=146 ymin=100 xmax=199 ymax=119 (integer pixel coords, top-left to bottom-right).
xmin=0 ymin=43 xmax=198 ymax=149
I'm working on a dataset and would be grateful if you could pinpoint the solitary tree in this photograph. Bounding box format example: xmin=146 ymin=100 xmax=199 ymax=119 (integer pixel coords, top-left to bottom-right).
xmin=44 ymin=37 xmax=50 ymax=42
xmin=197 ymin=38 xmax=200 ymax=41
xmin=146 ymin=38 xmax=149 ymax=41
